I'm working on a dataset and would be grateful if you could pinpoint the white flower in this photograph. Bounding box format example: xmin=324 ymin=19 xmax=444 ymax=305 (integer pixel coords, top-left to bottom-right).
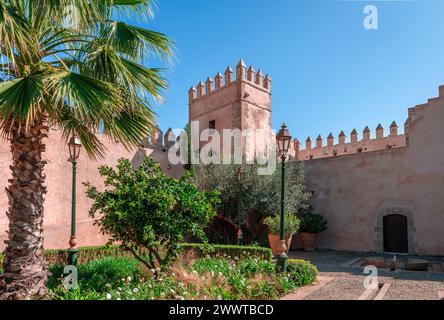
xmin=170 ymin=289 xmax=175 ymax=294
xmin=118 ymin=287 xmax=122 ymax=291
xmin=106 ymin=293 xmax=112 ymax=300
xmin=133 ymin=288 xmax=139 ymax=293
xmin=105 ymin=283 xmax=112 ymax=289
xmin=127 ymin=276 xmax=132 ymax=282
xmin=117 ymin=298 xmax=121 ymax=301
xmin=151 ymin=269 xmax=156 ymax=274
xmin=217 ymin=295 xmax=222 ymax=300
xmin=148 ymin=284 xmax=152 ymax=288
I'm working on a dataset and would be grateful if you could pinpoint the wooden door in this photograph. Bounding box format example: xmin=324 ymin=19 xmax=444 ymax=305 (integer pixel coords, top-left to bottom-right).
xmin=383 ymin=214 xmax=408 ymax=253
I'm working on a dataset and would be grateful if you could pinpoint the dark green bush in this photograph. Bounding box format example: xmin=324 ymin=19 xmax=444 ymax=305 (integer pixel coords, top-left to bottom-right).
xmin=299 ymin=213 xmax=327 ymax=234
xmin=286 ymin=259 xmax=318 ymax=287
xmin=180 ymin=243 xmax=273 ymax=262
xmin=1 ymin=243 xmax=272 ymax=268
xmin=47 ymin=257 xmax=143 ymax=292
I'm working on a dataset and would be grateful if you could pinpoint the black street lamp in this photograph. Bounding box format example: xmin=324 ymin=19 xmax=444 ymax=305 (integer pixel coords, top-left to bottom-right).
xmin=276 ymin=123 xmax=292 ymax=272
xmin=237 ymin=165 xmax=245 ymax=245
xmin=68 ymin=134 xmax=81 ymax=266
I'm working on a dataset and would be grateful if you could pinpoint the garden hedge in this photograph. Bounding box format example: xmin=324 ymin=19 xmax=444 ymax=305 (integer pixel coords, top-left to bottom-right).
xmin=0 ymin=243 xmax=273 ymax=266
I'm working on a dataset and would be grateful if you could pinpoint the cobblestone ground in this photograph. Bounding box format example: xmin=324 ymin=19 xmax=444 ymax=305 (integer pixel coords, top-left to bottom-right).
xmin=288 ymin=251 xmax=444 ymax=300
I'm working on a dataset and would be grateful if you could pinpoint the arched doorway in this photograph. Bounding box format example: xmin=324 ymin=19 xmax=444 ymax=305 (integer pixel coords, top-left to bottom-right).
xmin=383 ymin=214 xmax=408 ymax=253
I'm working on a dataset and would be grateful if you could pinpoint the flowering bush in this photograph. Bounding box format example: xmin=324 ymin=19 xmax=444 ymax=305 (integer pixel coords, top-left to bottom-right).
xmin=48 ymin=256 xmax=317 ymax=300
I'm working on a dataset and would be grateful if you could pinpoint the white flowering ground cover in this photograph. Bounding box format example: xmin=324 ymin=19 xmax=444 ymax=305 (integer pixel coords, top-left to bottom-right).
xmin=46 ymin=255 xmax=318 ymax=300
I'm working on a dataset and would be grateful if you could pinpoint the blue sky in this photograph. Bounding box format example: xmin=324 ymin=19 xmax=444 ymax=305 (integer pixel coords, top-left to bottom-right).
xmin=139 ymin=0 xmax=444 ymax=141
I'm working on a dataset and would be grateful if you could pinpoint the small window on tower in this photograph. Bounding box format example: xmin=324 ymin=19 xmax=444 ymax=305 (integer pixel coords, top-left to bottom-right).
xmin=209 ymin=120 xmax=216 ymax=130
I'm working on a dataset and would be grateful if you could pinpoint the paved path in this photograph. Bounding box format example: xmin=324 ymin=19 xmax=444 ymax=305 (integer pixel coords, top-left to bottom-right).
xmin=284 ymin=251 xmax=444 ymax=300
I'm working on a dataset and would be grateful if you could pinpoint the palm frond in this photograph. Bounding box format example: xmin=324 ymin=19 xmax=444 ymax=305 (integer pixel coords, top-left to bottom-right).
xmin=47 ymin=71 xmax=124 ymax=123
xmin=0 ymin=71 xmax=45 ymax=128
xmin=100 ymin=21 xmax=174 ymax=61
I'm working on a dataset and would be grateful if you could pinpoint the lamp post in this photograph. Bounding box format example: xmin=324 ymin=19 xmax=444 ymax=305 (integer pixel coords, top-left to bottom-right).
xmin=68 ymin=134 xmax=82 ymax=266
xmin=276 ymin=123 xmax=292 ymax=272
xmin=237 ymin=165 xmax=245 ymax=245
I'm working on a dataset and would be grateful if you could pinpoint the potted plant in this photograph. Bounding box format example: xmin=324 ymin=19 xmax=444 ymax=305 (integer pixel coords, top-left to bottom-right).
xmin=264 ymin=213 xmax=300 ymax=256
xmin=299 ymin=212 xmax=327 ymax=251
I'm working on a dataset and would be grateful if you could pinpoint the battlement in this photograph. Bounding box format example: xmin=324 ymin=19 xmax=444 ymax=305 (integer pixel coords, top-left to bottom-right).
xmin=188 ymin=59 xmax=272 ymax=103
xmin=292 ymin=122 xmax=407 ymax=161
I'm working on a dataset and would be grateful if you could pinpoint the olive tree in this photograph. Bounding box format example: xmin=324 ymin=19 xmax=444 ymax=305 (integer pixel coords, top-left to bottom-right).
xmin=193 ymin=161 xmax=311 ymax=243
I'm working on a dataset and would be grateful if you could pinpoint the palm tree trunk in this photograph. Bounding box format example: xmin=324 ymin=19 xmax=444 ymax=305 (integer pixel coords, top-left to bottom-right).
xmin=0 ymin=123 xmax=49 ymax=300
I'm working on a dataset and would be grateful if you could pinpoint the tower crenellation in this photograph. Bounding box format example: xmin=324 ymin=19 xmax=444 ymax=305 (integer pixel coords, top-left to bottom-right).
xmin=316 ymin=135 xmax=323 ymax=148
xmin=338 ymin=131 xmax=346 ymax=145
xmin=256 ymin=69 xmax=264 ymax=87
xmin=205 ymin=77 xmax=214 ymax=94
xmin=264 ymin=74 xmax=272 ymax=90
xmin=189 ymin=60 xmax=272 ymax=104
xmin=327 ymin=133 xmax=334 ymax=146
xmin=197 ymin=81 xmax=205 ymax=97
xmin=225 ymin=66 xmax=234 ymax=85
xmin=363 ymin=126 xmax=371 ymax=140
xmin=351 ymin=129 xmax=358 ymax=144
xmin=247 ymin=65 xmax=255 ymax=82
xmin=376 ymin=124 xmax=384 ymax=139
xmin=215 ymin=72 xmax=223 ymax=89
xmin=390 ymin=121 xmax=398 ymax=136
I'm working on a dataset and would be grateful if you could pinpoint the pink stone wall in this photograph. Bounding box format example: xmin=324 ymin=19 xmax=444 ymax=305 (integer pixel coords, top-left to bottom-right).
xmin=297 ymin=89 xmax=444 ymax=255
xmin=0 ymin=128 xmax=184 ymax=250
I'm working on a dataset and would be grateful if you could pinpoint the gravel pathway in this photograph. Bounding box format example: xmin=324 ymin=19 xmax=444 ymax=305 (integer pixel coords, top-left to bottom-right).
xmin=287 ymin=250 xmax=444 ymax=300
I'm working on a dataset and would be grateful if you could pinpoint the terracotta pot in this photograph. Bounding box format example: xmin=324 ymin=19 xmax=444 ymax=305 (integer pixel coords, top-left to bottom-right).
xmin=299 ymin=232 xmax=318 ymax=251
xmin=268 ymin=233 xmax=293 ymax=256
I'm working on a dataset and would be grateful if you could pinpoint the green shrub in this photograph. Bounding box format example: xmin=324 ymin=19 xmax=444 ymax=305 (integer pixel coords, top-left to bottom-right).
xmin=85 ymin=157 xmax=220 ymax=272
xmin=47 ymin=257 xmax=144 ymax=292
xmin=299 ymin=213 xmax=327 ymax=234
xmin=180 ymin=243 xmax=273 ymax=262
xmin=2 ymin=243 xmax=273 ymax=268
xmin=286 ymin=259 xmax=318 ymax=287
xmin=263 ymin=213 xmax=300 ymax=235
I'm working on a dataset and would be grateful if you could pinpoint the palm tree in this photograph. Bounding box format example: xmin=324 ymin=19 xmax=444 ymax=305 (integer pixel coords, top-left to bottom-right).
xmin=0 ymin=0 xmax=173 ymax=299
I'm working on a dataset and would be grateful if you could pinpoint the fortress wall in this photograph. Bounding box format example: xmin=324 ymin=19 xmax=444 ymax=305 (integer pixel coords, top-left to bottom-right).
xmin=298 ymin=88 xmax=444 ymax=255
xmin=293 ymin=124 xmax=407 ymax=161
xmin=0 ymin=128 xmax=183 ymax=250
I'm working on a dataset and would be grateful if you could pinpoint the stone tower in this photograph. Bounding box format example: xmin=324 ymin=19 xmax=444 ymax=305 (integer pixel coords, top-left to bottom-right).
xmin=188 ymin=59 xmax=272 ymax=159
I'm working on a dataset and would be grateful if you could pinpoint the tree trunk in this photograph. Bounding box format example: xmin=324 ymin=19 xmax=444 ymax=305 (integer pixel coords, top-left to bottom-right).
xmin=0 ymin=123 xmax=49 ymax=300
